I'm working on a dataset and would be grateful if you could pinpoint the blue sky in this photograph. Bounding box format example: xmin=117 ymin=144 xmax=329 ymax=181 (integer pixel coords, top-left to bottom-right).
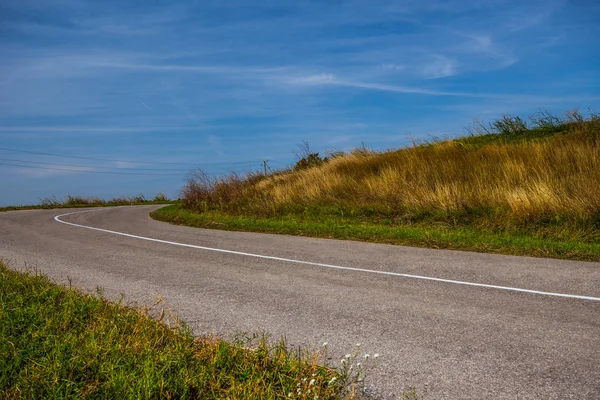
xmin=1 ymin=0 xmax=599 ymax=206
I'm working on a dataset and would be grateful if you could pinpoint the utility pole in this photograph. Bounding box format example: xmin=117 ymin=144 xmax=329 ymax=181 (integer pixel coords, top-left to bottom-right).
xmin=263 ymin=159 xmax=269 ymax=176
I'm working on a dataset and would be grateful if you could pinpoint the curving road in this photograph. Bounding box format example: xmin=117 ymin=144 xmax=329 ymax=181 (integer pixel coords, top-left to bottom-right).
xmin=1 ymin=205 xmax=599 ymax=399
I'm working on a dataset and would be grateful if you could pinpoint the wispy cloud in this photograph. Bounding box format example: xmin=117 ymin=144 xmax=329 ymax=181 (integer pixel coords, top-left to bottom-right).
xmin=283 ymin=73 xmax=508 ymax=98
xmin=420 ymin=55 xmax=457 ymax=79
xmin=1 ymin=0 xmax=598 ymax=206
xmin=329 ymin=79 xmax=459 ymax=96
xmin=286 ymin=74 xmax=336 ymax=85
xmin=379 ymin=63 xmax=406 ymax=72
xmin=10 ymin=165 xmax=95 ymax=178
xmin=138 ymin=100 xmax=152 ymax=110
xmin=91 ymin=61 xmax=285 ymax=74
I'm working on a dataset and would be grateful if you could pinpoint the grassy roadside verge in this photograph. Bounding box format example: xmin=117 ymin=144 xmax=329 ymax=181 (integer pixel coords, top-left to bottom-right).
xmin=151 ymin=205 xmax=600 ymax=262
xmin=0 ymin=261 xmax=347 ymax=399
xmin=0 ymin=196 xmax=176 ymax=212
xmin=0 ymin=201 xmax=175 ymax=212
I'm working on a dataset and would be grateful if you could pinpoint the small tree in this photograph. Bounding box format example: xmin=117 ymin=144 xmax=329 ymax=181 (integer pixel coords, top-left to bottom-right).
xmin=294 ymin=141 xmax=325 ymax=170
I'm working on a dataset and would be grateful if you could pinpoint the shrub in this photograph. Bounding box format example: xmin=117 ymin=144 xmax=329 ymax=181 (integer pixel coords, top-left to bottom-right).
xmin=295 ymin=152 xmax=326 ymax=170
xmin=491 ymin=114 xmax=528 ymax=135
xmin=153 ymin=192 xmax=169 ymax=202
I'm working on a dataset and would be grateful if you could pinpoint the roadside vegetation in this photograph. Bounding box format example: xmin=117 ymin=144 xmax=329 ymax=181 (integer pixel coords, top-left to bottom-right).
xmin=0 ymin=193 xmax=174 ymax=212
xmin=152 ymin=110 xmax=600 ymax=261
xmin=0 ymin=261 xmax=366 ymax=399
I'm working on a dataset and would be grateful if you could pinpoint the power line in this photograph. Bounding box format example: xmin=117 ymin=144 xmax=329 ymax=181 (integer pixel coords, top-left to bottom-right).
xmin=0 ymin=147 xmax=258 ymax=166
xmin=0 ymin=162 xmax=185 ymax=176
xmin=0 ymin=162 xmax=262 ymax=176
xmin=0 ymin=158 xmax=259 ymax=172
xmin=0 ymin=157 xmax=189 ymax=172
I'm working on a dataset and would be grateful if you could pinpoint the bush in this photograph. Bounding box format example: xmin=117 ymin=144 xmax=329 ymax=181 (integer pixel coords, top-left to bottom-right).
xmin=491 ymin=114 xmax=528 ymax=135
xmin=295 ymin=152 xmax=325 ymax=170
xmin=153 ymin=192 xmax=169 ymax=202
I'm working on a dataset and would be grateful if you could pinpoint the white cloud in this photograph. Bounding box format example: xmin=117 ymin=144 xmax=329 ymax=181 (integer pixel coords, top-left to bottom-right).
xmin=0 ymin=126 xmax=196 ymax=134
xmin=286 ymin=73 xmax=336 ymax=85
xmin=331 ymin=79 xmax=457 ymax=96
xmin=11 ymin=165 xmax=94 ymax=178
xmin=283 ymin=72 xmax=462 ymax=96
xmin=91 ymin=61 xmax=283 ymax=75
xmin=380 ymin=63 xmax=406 ymax=71
xmin=421 ymin=56 xmax=457 ymax=79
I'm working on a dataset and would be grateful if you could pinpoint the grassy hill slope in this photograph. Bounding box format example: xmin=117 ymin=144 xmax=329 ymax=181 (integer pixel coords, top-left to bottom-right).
xmin=153 ymin=111 xmax=600 ymax=261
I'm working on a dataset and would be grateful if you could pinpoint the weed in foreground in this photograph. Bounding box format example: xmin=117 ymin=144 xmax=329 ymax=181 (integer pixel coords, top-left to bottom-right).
xmin=0 ymin=262 xmax=389 ymax=399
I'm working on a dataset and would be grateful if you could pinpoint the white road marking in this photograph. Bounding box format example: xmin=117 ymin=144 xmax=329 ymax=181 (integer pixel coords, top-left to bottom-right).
xmin=54 ymin=209 xmax=600 ymax=302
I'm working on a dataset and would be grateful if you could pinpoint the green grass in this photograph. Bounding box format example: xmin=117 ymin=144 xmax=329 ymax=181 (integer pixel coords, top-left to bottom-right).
xmin=0 ymin=200 xmax=175 ymax=213
xmin=0 ymin=261 xmax=348 ymax=399
xmin=0 ymin=195 xmax=176 ymax=212
xmin=151 ymin=205 xmax=600 ymax=262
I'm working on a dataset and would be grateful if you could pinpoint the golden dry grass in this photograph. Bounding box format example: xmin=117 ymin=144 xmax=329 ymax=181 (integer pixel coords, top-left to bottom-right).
xmin=181 ymin=115 xmax=600 ymax=243
xmin=262 ymin=132 xmax=600 ymax=218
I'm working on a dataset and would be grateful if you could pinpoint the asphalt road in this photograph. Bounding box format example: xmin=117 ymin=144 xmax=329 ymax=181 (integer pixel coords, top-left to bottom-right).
xmin=1 ymin=205 xmax=599 ymax=399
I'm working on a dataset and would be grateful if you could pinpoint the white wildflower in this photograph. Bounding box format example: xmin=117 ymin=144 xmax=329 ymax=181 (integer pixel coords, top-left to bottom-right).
xmin=364 ymin=354 xmax=370 ymax=360
xmin=309 ymin=379 xmax=315 ymax=386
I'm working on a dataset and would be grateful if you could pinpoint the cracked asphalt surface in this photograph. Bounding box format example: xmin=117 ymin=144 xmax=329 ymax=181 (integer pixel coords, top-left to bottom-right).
xmin=1 ymin=205 xmax=599 ymax=399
